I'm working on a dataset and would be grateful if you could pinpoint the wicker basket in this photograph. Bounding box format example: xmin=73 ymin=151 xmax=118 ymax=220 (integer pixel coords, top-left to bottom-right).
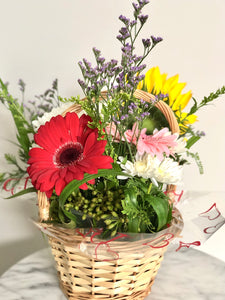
xmin=37 ymin=90 xmax=183 ymax=299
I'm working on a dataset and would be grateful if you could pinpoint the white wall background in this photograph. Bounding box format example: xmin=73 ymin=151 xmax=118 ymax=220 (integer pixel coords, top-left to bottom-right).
xmin=0 ymin=0 xmax=224 ymax=274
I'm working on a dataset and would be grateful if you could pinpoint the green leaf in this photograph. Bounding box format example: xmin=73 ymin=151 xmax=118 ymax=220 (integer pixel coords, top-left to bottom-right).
xmin=4 ymin=153 xmax=17 ymax=165
xmin=186 ymin=136 xmax=200 ymax=149
xmin=145 ymin=194 xmax=169 ymax=231
xmin=188 ymin=97 xmax=198 ymax=115
xmin=6 ymin=187 xmax=36 ymax=199
xmin=124 ymin=186 xmax=138 ymax=207
xmin=58 ymin=207 xmax=77 ymax=228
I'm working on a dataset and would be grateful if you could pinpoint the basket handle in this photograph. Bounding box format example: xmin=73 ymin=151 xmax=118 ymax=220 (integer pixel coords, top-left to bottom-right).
xmin=133 ymin=90 xmax=180 ymax=134
xmin=38 ymin=90 xmax=180 ymax=221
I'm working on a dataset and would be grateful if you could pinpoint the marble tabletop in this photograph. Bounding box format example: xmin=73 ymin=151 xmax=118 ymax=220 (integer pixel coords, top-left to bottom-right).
xmin=0 ymin=246 xmax=224 ymax=300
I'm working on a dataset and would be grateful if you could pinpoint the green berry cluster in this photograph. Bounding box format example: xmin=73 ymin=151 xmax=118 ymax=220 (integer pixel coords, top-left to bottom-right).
xmin=64 ymin=187 xmax=126 ymax=235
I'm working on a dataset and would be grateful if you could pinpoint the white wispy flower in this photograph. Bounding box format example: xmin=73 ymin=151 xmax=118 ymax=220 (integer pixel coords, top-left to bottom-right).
xmin=32 ymin=103 xmax=85 ymax=131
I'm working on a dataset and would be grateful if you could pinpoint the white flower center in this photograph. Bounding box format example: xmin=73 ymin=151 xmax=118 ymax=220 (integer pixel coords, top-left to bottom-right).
xmin=135 ymin=161 xmax=147 ymax=173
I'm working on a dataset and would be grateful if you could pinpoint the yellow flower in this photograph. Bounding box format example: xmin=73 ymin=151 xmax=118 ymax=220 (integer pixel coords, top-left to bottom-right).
xmin=137 ymin=67 xmax=197 ymax=133
xmin=175 ymin=111 xmax=198 ymax=135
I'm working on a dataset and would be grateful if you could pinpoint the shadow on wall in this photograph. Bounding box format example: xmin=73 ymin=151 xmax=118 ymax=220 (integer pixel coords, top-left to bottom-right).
xmin=0 ymin=236 xmax=48 ymax=276
xmin=0 ymin=192 xmax=48 ymax=276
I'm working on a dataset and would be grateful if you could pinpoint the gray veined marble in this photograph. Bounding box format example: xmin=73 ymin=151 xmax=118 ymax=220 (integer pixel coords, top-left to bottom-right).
xmin=0 ymin=247 xmax=225 ymax=300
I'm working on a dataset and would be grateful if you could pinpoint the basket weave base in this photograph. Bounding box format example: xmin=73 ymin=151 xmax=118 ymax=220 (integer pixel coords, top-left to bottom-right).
xmin=49 ymin=236 xmax=167 ymax=300
xmin=59 ymin=281 xmax=152 ymax=300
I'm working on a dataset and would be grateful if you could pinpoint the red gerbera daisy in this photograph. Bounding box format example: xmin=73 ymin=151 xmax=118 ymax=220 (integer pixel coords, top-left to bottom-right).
xmin=27 ymin=112 xmax=114 ymax=198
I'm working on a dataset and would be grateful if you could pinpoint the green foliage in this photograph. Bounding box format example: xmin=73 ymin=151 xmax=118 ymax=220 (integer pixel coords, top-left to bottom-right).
xmin=122 ymin=179 xmax=171 ymax=233
xmin=0 ymin=78 xmax=61 ymax=193
xmin=0 ymin=79 xmax=34 ymax=159
xmin=186 ymin=151 xmax=204 ymax=174
xmin=52 ymin=169 xmax=172 ymax=236
xmin=188 ymin=86 xmax=225 ymax=116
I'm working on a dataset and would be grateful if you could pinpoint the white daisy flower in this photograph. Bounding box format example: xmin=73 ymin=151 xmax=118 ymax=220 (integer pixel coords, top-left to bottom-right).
xmin=119 ymin=154 xmax=182 ymax=186
xmin=119 ymin=153 xmax=157 ymax=179
xmin=153 ymin=157 xmax=183 ymax=185
xmin=32 ymin=102 xmax=85 ymax=131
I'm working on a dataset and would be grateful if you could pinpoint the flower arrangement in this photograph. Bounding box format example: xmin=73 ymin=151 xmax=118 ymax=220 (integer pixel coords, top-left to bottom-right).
xmin=0 ymin=0 xmax=224 ymax=239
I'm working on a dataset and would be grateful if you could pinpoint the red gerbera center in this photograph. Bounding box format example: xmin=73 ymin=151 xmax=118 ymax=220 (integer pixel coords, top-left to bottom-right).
xmin=54 ymin=142 xmax=84 ymax=167
xmin=27 ymin=112 xmax=114 ymax=198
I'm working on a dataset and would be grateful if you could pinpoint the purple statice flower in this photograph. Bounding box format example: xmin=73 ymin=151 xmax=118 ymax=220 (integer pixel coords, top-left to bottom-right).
xmin=133 ymin=55 xmax=143 ymax=63
xmin=196 ymin=130 xmax=206 ymax=137
xmin=138 ymin=14 xmax=148 ymax=25
xmin=132 ymin=2 xmax=139 ymax=12
xmin=97 ymin=56 xmax=106 ymax=64
xmin=78 ymin=61 xmax=85 ymax=70
xmin=119 ymin=15 xmax=130 ymax=25
xmin=121 ymin=43 xmax=132 ymax=54
xmin=141 ymin=112 xmax=150 ymax=118
xmin=83 ymin=58 xmax=92 ymax=70
xmin=151 ymin=35 xmax=163 ymax=45
xmin=119 ymin=27 xmax=130 ymax=38
xmin=18 ymin=79 xmax=25 ymax=93
xmin=121 ymin=115 xmax=127 ymax=121
xmin=110 ymin=59 xmax=118 ymax=67
xmin=138 ymin=0 xmax=150 ymax=6
xmin=130 ymin=20 xmax=137 ymax=26
xmin=92 ymin=47 xmax=101 ymax=57
xmin=130 ymin=102 xmax=138 ymax=109
xmin=78 ymin=79 xmax=86 ymax=90
xmin=155 ymin=93 xmax=168 ymax=101
xmin=142 ymin=38 xmax=151 ymax=48
xmin=135 ymin=116 xmax=142 ymax=121
xmin=117 ymin=35 xmax=124 ymax=42
xmin=28 ymin=100 xmax=35 ymax=105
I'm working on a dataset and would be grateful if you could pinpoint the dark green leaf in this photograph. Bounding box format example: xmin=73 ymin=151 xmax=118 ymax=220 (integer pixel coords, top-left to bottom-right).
xmin=6 ymin=187 xmax=36 ymax=199
xmin=145 ymin=194 xmax=169 ymax=230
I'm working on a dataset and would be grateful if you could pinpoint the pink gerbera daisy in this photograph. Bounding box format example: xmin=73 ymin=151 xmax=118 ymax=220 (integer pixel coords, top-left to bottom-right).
xmin=137 ymin=128 xmax=178 ymax=160
xmin=125 ymin=124 xmax=178 ymax=160
xmin=27 ymin=112 xmax=114 ymax=198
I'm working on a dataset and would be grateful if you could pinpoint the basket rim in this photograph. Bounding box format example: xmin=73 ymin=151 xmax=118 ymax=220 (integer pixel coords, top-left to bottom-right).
xmin=35 ymin=207 xmax=183 ymax=256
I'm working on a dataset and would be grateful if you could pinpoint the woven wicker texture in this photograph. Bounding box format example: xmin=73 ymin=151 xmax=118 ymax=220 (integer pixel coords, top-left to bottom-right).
xmin=51 ymin=237 xmax=166 ymax=299
xmin=37 ymin=90 xmax=182 ymax=299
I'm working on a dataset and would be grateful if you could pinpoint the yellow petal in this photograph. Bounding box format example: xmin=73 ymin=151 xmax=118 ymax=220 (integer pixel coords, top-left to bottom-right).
xmin=185 ymin=113 xmax=198 ymax=124
xmin=169 ymin=83 xmax=186 ymax=106
xmin=173 ymin=90 xmax=192 ymax=111
xmin=143 ymin=67 xmax=155 ymax=93
xmin=161 ymin=73 xmax=168 ymax=86
xmin=137 ymin=80 xmax=143 ymax=90
xmin=152 ymin=66 xmax=163 ymax=94
xmin=176 ymin=111 xmax=198 ymax=124
xmin=175 ymin=112 xmax=197 ymax=134
xmin=163 ymin=74 xmax=179 ymax=94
